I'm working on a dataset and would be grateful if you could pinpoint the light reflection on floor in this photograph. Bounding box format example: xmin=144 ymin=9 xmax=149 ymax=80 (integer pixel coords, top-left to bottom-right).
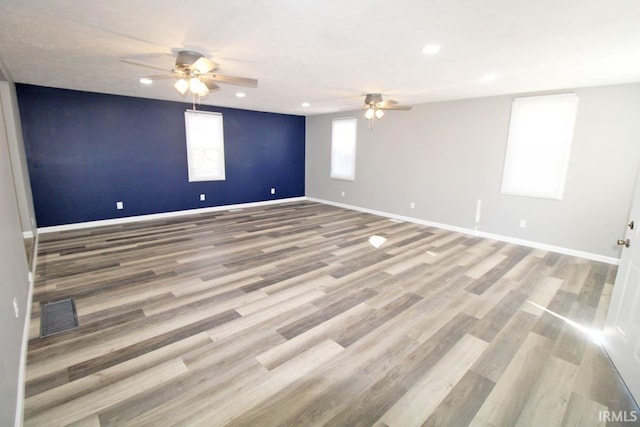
xmin=526 ymin=300 xmax=604 ymax=345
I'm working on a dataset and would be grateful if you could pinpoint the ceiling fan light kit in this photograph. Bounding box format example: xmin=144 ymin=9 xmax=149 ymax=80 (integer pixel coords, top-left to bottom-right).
xmin=364 ymin=107 xmax=375 ymax=120
xmin=174 ymin=78 xmax=189 ymax=95
xmin=189 ymin=77 xmax=209 ymax=96
xmin=362 ymin=93 xmax=410 ymax=127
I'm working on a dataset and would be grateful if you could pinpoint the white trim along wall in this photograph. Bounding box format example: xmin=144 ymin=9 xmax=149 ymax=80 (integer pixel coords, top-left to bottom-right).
xmin=38 ymin=197 xmax=307 ymax=234
xmin=39 ymin=195 xmax=618 ymax=265
xmin=308 ymin=197 xmax=619 ymax=265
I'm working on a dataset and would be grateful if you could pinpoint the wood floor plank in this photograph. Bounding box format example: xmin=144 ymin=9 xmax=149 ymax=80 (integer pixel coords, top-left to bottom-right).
xmin=331 ymin=291 xmax=422 ymax=347
xmin=25 ymin=358 xmax=188 ymax=427
xmin=276 ymin=288 xmax=378 ymax=340
xmin=118 ymin=355 xmax=269 ymax=426
xmin=184 ymin=338 xmax=345 ymax=426
xmin=593 ymin=282 xmax=613 ymax=329
xmin=314 ymin=312 xmax=478 ymax=427
xmin=572 ymin=341 xmax=640 ymax=416
xmin=100 ymin=332 xmax=284 ymax=426
xmin=256 ymin=302 xmax=373 ymax=370
xmin=531 ymin=289 xmax=577 ymax=340
xmin=224 ymin=317 xmax=420 ymax=427
xmin=67 ymin=309 xmax=239 ymax=381
xmin=25 ymin=332 xmax=211 ymax=418
xmin=66 ymin=414 xmax=101 ymax=427
xmin=552 ymin=302 xmax=595 ymax=365
xmin=465 ymin=252 xmax=508 ymax=279
xmin=515 ymin=355 xmax=579 ymax=426
xmin=462 ymin=277 xmax=521 ymax=320
xmin=27 ymin=292 xmax=252 ymax=381
xmin=558 ymin=261 xmax=592 ymax=294
xmin=471 ymin=310 xmax=538 ymax=383
xmin=561 ymin=392 xmax=607 ymax=427
xmin=470 ymin=332 xmax=554 ymax=427
xmin=465 ymin=246 xmax=532 ymax=295
xmin=235 ymin=283 xmax=327 ymax=316
xmin=470 ymin=289 xmax=528 ymax=342
xmin=422 ymin=369 xmax=495 ymax=427
xmin=24 ymin=201 xmax=638 ymax=427
xmin=206 ymin=297 xmax=319 ymax=343
xmin=520 ymin=276 xmax=564 ymax=317
xmin=380 ymin=334 xmax=488 ymax=427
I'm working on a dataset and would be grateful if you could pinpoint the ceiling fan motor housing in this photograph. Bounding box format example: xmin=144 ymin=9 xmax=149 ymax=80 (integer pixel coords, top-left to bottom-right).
xmin=175 ymin=51 xmax=204 ymax=69
xmin=364 ymin=93 xmax=383 ymax=105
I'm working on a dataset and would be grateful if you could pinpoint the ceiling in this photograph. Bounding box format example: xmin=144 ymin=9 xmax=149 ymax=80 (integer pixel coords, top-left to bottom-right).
xmin=1 ymin=0 xmax=639 ymax=116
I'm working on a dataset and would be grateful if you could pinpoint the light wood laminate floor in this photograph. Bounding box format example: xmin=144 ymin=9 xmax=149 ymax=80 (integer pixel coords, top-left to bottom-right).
xmin=24 ymin=201 xmax=639 ymax=426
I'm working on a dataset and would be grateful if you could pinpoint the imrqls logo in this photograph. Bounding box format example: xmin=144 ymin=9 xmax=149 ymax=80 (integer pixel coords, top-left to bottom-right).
xmin=599 ymin=410 xmax=638 ymax=423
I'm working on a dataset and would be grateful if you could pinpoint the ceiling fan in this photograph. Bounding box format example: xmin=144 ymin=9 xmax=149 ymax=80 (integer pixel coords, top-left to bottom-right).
xmin=122 ymin=50 xmax=258 ymax=97
xmin=363 ymin=93 xmax=412 ymax=120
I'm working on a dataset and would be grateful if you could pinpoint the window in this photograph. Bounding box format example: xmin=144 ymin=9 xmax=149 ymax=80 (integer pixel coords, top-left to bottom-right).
xmin=184 ymin=109 xmax=225 ymax=182
xmin=330 ymin=117 xmax=357 ymax=181
xmin=501 ymin=93 xmax=579 ymax=200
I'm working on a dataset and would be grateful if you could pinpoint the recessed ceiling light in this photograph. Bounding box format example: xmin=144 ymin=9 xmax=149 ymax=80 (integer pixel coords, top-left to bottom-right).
xmin=139 ymin=78 xmax=153 ymax=85
xmin=422 ymin=44 xmax=441 ymax=55
xmin=235 ymin=92 xmax=246 ymax=98
xmin=482 ymin=73 xmax=498 ymax=82
xmin=301 ymin=102 xmax=311 ymax=107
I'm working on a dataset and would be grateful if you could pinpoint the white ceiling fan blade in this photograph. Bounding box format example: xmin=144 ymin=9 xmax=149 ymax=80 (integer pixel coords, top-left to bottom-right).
xmin=193 ymin=57 xmax=219 ymax=74
xmin=380 ymin=105 xmax=412 ymax=110
xmin=380 ymin=99 xmax=398 ymax=107
xmin=201 ymin=77 xmax=221 ymax=92
xmin=145 ymin=74 xmax=179 ymax=80
xmin=208 ymin=74 xmax=258 ymax=88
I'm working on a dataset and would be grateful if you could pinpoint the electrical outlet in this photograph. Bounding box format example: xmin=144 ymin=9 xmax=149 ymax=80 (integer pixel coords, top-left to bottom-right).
xmin=200 ymin=194 xmax=206 ymax=201
xmin=270 ymin=187 xmax=276 ymax=195
xmin=410 ymin=202 xmax=415 ymax=209
xmin=116 ymin=201 xmax=123 ymax=210
xmin=519 ymin=219 xmax=527 ymax=228
xmin=13 ymin=297 xmax=19 ymax=318
xmin=341 ymin=191 xmax=345 ymax=197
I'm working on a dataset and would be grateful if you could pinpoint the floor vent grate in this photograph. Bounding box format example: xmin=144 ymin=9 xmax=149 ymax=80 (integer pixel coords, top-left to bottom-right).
xmin=40 ymin=298 xmax=79 ymax=337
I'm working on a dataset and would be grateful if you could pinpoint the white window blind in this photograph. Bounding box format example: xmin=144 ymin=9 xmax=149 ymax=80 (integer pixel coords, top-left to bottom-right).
xmin=501 ymin=93 xmax=579 ymax=200
xmin=330 ymin=117 xmax=357 ymax=181
xmin=184 ymin=109 xmax=225 ymax=182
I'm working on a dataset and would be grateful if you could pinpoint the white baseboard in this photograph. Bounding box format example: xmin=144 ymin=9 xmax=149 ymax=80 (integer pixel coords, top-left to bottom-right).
xmin=38 ymin=197 xmax=306 ymax=234
xmin=307 ymin=197 xmax=620 ymax=265
xmin=36 ymin=195 xmax=619 ymax=265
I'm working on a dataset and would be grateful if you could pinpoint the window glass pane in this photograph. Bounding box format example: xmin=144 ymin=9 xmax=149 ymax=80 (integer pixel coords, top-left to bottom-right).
xmin=185 ymin=110 xmax=225 ymax=182
xmin=331 ymin=118 xmax=357 ymax=181
xmin=501 ymin=93 xmax=578 ymax=200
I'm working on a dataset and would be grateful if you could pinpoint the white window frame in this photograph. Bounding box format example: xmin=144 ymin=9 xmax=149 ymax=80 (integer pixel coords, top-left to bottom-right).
xmin=501 ymin=93 xmax=579 ymax=200
xmin=330 ymin=117 xmax=357 ymax=181
xmin=184 ymin=109 xmax=225 ymax=182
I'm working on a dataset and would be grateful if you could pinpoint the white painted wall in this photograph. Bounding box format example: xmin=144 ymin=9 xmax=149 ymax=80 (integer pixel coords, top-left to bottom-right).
xmin=1 ymin=82 xmax=35 ymax=236
xmin=306 ymin=83 xmax=640 ymax=259
xmin=0 ymin=81 xmax=32 ymax=427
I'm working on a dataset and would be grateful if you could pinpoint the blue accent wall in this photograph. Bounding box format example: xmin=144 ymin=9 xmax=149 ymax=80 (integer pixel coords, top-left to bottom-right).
xmin=16 ymin=84 xmax=305 ymax=227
